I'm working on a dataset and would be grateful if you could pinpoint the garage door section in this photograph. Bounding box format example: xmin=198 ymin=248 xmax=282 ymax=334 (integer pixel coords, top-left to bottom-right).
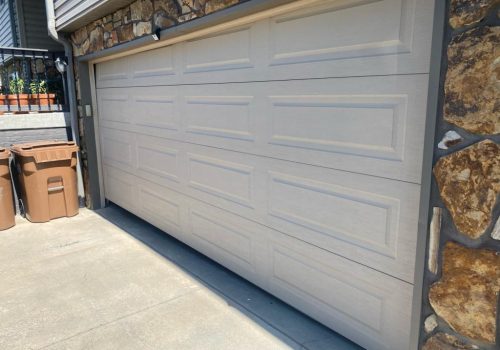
xmin=95 ymin=1 xmax=434 ymax=349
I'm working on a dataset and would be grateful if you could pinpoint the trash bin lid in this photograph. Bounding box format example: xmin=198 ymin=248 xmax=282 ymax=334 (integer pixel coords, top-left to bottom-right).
xmin=11 ymin=141 xmax=78 ymax=163
xmin=0 ymin=147 xmax=10 ymax=160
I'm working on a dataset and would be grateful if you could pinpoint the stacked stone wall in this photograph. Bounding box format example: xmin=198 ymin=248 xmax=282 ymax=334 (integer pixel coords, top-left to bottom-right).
xmin=421 ymin=1 xmax=500 ymax=349
xmin=70 ymin=0 xmax=246 ymax=56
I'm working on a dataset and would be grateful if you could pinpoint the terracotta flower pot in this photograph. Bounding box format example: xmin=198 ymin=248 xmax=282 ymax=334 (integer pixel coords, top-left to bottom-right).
xmin=0 ymin=94 xmax=11 ymax=105
xmin=29 ymin=93 xmax=56 ymax=106
xmin=7 ymin=94 xmax=30 ymax=106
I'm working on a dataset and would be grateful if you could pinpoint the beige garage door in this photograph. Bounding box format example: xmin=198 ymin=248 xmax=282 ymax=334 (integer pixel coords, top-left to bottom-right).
xmin=94 ymin=1 xmax=435 ymax=348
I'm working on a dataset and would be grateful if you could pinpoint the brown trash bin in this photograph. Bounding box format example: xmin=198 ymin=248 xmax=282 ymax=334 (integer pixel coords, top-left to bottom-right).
xmin=0 ymin=147 xmax=15 ymax=230
xmin=11 ymin=141 xmax=79 ymax=223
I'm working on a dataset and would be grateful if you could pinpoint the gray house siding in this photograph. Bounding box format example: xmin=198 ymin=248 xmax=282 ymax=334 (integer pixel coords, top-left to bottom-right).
xmin=55 ymin=0 xmax=104 ymax=30
xmin=0 ymin=0 xmax=62 ymax=50
xmin=0 ymin=0 xmax=16 ymax=47
xmin=54 ymin=0 xmax=133 ymax=31
xmin=19 ymin=0 xmax=62 ymax=50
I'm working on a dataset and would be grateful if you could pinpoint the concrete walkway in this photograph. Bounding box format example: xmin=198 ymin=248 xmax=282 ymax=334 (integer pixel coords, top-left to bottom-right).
xmin=0 ymin=205 xmax=362 ymax=350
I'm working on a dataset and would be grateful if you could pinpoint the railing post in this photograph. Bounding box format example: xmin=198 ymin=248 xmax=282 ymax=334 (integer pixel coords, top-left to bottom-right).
xmin=22 ymin=49 xmax=31 ymax=113
xmin=42 ymin=51 xmax=52 ymax=112
xmin=0 ymin=49 xmax=9 ymax=113
xmin=12 ymin=49 xmax=21 ymax=113
xmin=32 ymin=50 xmax=41 ymax=112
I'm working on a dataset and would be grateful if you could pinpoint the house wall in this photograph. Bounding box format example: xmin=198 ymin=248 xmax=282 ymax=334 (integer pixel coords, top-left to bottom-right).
xmin=18 ymin=0 xmax=63 ymax=50
xmin=0 ymin=128 xmax=69 ymax=148
xmin=0 ymin=0 xmax=63 ymax=50
xmin=0 ymin=113 xmax=71 ymax=148
xmin=421 ymin=1 xmax=500 ymax=349
xmin=0 ymin=0 xmax=17 ymax=47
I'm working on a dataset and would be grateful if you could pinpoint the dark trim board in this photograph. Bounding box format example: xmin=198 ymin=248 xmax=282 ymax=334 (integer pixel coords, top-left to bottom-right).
xmin=78 ymin=60 xmax=102 ymax=209
xmin=410 ymin=0 xmax=446 ymax=348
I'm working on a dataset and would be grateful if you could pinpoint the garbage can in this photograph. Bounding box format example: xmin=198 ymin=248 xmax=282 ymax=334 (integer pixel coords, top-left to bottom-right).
xmin=11 ymin=141 xmax=79 ymax=223
xmin=0 ymin=147 xmax=15 ymax=230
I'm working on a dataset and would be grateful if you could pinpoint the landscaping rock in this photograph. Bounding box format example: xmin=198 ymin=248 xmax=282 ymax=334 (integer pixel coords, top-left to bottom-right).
xmin=428 ymin=207 xmax=442 ymax=274
xmin=179 ymin=0 xmax=202 ymax=14
xmin=81 ymin=39 xmax=90 ymax=56
xmin=123 ymin=9 xmax=132 ymax=24
xmin=428 ymin=242 xmax=500 ymax=344
xmin=422 ymin=333 xmax=478 ymax=350
xmin=117 ymin=23 xmax=135 ymax=42
xmin=103 ymin=22 xmax=113 ymax=32
xmin=438 ymin=130 xmax=463 ymax=150
xmin=424 ymin=314 xmax=438 ymax=333
xmin=178 ymin=13 xmax=197 ymax=22
xmin=433 ymin=140 xmax=500 ymax=238
xmin=444 ymin=26 xmax=500 ymax=135
xmin=154 ymin=12 xmax=177 ymax=29
xmin=72 ymin=43 xmax=82 ymax=57
xmin=71 ymin=27 xmax=88 ymax=45
xmin=113 ymin=8 xmax=124 ymax=22
xmin=449 ymin=0 xmax=500 ymax=28
xmin=134 ymin=21 xmax=152 ymax=37
xmin=205 ymin=0 xmax=239 ymax=14
xmin=492 ymin=216 xmax=500 ymax=240
xmin=89 ymin=27 xmax=104 ymax=52
xmin=130 ymin=0 xmax=153 ymax=21
xmin=155 ymin=0 xmax=180 ymax=16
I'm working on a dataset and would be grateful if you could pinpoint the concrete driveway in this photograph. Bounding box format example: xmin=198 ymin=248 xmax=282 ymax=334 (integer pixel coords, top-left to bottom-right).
xmin=0 ymin=205 xmax=362 ymax=350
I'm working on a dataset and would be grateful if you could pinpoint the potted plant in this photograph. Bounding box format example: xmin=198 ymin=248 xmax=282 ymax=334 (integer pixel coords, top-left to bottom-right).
xmin=7 ymin=78 xmax=29 ymax=106
xmin=29 ymin=80 xmax=56 ymax=106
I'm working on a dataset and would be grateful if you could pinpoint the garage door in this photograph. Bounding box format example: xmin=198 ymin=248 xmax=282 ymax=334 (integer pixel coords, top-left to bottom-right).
xmin=94 ymin=1 xmax=435 ymax=349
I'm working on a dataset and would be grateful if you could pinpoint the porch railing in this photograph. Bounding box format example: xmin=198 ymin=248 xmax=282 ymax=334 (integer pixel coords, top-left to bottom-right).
xmin=0 ymin=47 xmax=68 ymax=114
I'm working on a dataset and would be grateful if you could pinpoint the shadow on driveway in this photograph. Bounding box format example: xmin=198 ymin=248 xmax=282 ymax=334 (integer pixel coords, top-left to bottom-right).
xmin=96 ymin=203 xmax=364 ymax=350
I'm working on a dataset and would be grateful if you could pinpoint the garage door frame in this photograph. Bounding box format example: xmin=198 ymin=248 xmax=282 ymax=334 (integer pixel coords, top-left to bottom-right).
xmin=75 ymin=0 xmax=446 ymax=348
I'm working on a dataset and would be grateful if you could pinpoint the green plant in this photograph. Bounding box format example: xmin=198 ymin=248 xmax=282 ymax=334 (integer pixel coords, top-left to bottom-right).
xmin=29 ymin=80 xmax=47 ymax=94
xmin=9 ymin=78 xmax=24 ymax=94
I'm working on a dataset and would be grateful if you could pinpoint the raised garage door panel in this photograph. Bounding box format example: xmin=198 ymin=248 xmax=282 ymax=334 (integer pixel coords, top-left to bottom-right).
xmin=102 ymin=167 xmax=414 ymax=350
xmin=99 ymin=132 xmax=419 ymax=282
xmin=97 ymin=75 xmax=429 ymax=183
xmin=96 ymin=0 xmax=434 ymax=349
xmin=96 ymin=0 xmax=434 ymax=88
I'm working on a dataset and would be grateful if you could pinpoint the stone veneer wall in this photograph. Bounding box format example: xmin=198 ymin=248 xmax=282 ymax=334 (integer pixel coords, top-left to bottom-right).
xmin=421 ymin=1 xmax=500 ymax=349
xmin=70 ymin=0 xmax=247 ymax=56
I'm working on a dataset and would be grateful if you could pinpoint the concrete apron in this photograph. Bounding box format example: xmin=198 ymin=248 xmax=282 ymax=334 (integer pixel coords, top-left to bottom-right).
xmin=0 ymin=205 xmax=361 ymax=350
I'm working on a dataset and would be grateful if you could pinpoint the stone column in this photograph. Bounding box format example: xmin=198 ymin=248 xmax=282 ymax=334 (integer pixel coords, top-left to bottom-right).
xmin=421 ymin=1 xmax=500 ymax=349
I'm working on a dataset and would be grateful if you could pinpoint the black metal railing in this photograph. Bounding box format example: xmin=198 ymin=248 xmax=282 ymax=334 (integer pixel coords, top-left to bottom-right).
xmin=0 ymin=47 xmax=68 ymax=114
